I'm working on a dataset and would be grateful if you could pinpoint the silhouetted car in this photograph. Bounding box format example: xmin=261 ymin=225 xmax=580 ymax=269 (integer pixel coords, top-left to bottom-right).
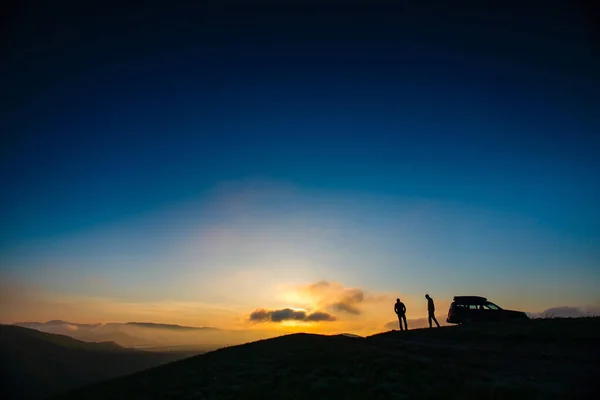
xmin=446 ymin=296 xmax=529 ymax=324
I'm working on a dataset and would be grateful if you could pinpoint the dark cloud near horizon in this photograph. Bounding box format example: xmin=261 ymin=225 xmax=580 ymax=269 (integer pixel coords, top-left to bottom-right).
xmin=249 ymin=308 xmax=336 ymax=323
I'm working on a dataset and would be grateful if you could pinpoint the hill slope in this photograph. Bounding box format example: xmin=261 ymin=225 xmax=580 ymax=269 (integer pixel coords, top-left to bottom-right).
xmin=0 ymin=325 xmax=189 ymax=399
xmin=53 ymin=318 xmax=600 ymax=399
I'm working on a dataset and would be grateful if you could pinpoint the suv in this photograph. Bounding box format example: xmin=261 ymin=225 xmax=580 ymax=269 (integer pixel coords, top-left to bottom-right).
xmin=446 ymin=296 xmax=528 ymax=324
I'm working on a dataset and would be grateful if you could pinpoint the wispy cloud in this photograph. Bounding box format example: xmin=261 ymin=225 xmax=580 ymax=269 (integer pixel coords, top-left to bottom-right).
xmin=249 ymin=280 xmax=397 ymax=329
xmin=330 ymin=302 xmax=361 ymax=315
xmin=298 ymin=280 xmax=391 ymax=316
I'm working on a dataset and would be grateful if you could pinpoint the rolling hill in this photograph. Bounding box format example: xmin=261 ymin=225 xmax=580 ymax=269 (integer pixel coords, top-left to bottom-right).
xmin=0 ymin=325 xmax=191 ymax=399
xmin=13 ymin=320 xmax=217 ymax=347
xmin=12 ymin=320 xmax=280 ymax=349
xmin=52 ymin=318 xmax=600 ymax=399
xmin=14 ymin=321 xmax=151 ymax=347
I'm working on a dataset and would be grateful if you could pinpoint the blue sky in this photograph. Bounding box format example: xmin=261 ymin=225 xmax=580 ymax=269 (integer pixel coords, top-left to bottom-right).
xmin=1 ymin=1 xmax=599 ymax=331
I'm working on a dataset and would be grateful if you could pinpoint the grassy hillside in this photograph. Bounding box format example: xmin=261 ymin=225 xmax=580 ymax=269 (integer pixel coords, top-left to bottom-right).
xmin=0 ymin=325 xmax=191 ymax=399
xmin=53 ymin=318 xmax=600 ymax=399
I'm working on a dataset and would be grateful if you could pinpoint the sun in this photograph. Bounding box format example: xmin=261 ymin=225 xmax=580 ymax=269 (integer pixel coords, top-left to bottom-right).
xmin=279 ymin=320 xmax=305 ymax=327
xmin=276 ymin=286 xmax=319 ymax=310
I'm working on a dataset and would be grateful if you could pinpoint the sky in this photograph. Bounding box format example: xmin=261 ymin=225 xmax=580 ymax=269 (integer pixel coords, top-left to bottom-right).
xmin=1 ymin=0 xmax=599 ymax=336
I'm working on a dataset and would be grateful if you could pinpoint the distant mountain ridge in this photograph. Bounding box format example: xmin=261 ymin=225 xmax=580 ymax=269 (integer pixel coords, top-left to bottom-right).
xmin=12 ymin=319 xmax=282 ymax=349
xmin=13 ymin=320 xmax=220 ymax=347
xmin=125 ymin=322 xmax=219 ymax=330
xmin=2 ymin=323 xmax=123 ymax=351
xmin=0 ymin=324 xmax=188 ymax=400
xmin=15 ymin=320 xmax=217 ymax=331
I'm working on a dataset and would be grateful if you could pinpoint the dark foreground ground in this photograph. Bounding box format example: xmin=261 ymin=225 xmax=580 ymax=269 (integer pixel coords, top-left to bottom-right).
xmin=54 ymin=318 xmax=600 ymax=399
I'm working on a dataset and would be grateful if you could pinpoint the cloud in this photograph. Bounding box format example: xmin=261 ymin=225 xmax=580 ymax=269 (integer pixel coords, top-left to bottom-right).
xmin=300 ymin=281 xmax=380 ymax=316
xmin=330 ymin=302 xmax=361 ymax=315
xmin=64 ymin=323 xmax=80 ymax=331
xmin=249 ymin=308 xmax=336 ymax=323
xmin=306 ymin=311 xmax=336 ymax=322
xmin=248 ymin=280 xmax=383 ymax=324
xmin=384 ymin=320 xmax=398 ymax=330
xmin=331 ymin=288 xmax=364 ymax=315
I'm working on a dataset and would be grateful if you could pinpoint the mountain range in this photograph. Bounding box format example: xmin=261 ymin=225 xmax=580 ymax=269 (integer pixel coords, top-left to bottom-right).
xmin=0 ymin=324 xmax=191 ymax=399
xmin=13 ymin=320 xmax=279 ymax=349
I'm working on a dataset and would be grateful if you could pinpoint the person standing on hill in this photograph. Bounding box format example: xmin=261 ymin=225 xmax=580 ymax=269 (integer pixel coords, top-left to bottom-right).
xmin=425 ymin=294 xmax=440 ymax=328
xmin=394 ymin=298 xmax=408 ymax=331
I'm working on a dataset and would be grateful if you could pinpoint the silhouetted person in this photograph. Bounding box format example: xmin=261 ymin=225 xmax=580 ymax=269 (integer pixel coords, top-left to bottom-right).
xmin=425 ymin=294 xmax=440 ymax=328
xmin=394 ymin=298 xmax=408 ymax=331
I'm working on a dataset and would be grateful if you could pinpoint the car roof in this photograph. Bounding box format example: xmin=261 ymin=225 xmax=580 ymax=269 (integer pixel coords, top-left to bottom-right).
xmin=453 ymin=296 xmax=488 ymax=303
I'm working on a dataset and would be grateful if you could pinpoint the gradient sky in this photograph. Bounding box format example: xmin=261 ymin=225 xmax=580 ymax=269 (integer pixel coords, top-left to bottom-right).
xmin=2 ymin=1 xmax=599 ymax=335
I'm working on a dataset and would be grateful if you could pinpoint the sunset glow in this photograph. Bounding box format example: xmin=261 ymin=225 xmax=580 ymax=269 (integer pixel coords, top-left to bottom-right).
xmin=2 ymin=1 xmax=599 ymax=345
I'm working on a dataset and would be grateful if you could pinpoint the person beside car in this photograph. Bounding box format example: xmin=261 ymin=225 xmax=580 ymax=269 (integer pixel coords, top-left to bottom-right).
xmin=425 ymin=294 xmax=440 ymax=328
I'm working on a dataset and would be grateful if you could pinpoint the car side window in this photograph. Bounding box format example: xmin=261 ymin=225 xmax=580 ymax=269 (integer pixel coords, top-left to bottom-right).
xmin=486 ymin=303 xmax=499 ymax=310
xmin=468 ymin=305 xmax=478 ymax=310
